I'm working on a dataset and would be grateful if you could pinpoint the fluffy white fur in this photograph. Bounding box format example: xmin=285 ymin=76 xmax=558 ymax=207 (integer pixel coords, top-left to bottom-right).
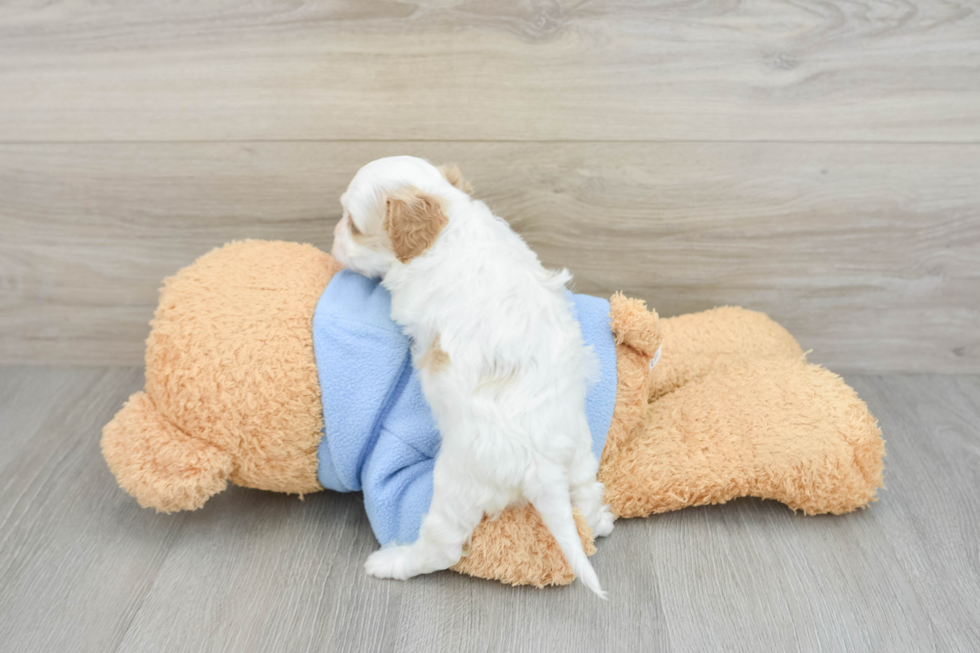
xmin=331 ymin=156 xmax=613 ymax=597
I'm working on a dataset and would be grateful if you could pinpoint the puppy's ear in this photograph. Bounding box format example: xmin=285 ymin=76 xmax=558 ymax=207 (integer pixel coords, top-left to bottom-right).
xmin=437 ymin=163 xmax=474 ymax=195
xmin=385 ymin=187 xmax=448 ymax=263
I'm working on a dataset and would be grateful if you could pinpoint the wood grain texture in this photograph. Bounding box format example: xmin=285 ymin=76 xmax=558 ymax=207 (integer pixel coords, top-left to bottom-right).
xmin=1 ymin=366 xmax=978 ymax=652
xmin=0 ymin=366 xmax=189 ymax=653
xmin=0 ymin=0 xmax=977 ymax=142
xmin=2 ymin=141 xmax=978 ymax=371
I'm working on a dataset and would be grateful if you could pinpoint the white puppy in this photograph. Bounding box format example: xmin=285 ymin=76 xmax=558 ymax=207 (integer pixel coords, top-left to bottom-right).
xmin=330 ymin=156 xmax=613 ymax=597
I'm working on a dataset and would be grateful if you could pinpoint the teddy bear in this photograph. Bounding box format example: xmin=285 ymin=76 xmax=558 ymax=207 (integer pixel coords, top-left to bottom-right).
xmin=101 ymin=239 xmax=884 ymax=587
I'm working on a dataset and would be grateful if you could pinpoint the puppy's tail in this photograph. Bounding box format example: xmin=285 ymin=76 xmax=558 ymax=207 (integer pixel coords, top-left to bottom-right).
xmin=525 ymin=467 xmax=607 ymax=599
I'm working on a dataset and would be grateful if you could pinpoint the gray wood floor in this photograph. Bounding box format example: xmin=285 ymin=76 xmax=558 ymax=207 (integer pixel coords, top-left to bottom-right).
xmin=1 ymin=366 xmax=978 ymax=652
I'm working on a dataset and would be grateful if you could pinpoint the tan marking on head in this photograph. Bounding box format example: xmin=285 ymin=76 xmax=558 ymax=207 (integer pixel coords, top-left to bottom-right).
xmin=437 ymin=163 xmax=474 ymax=195
xmin=419 ymin=333 xmax=451 ymax=372
xmin=384 ymin=187 xmax=448 ymax=263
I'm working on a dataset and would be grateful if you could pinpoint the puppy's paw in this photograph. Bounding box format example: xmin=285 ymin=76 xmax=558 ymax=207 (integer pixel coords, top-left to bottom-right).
xmin=365 ymin=546 xmax=418 ymax=580
xmin=590 ymin=504 xmax=616 ymax=538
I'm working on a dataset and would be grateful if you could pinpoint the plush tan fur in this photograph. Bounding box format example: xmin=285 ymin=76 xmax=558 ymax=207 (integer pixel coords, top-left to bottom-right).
xmin=647 ymin=306 xmax=805 ymax=400
xmin=102 ymin=392 xmax=234 ymax=512
xmin=453 ymin=506 xmax=596 ymax=587
xmin=102 ymin=240 xmax=885 ymax=587
xmin=102 ymin=240 xmax=340 ymax=512
xmin=385 ymin=188 xmax=448 ymax=263
xmin=604 ymin=356 xmax=884 ymax=518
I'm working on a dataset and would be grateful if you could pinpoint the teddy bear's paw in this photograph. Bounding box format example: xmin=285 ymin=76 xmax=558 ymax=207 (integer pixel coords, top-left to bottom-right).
xmin=590 ymin=504 xmax=617 ymax=538
xmin=365 ymin=546 xmax=420 ymax=580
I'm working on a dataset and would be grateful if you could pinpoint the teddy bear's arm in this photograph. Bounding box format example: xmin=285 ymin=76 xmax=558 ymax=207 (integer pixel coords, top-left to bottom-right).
xmin=451 ymin=505 xmax=595 ymax=587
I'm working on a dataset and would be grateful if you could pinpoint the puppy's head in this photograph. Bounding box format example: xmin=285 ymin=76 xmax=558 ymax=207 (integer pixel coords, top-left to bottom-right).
xmin=331 ymin=156 xmax=472 ymax=278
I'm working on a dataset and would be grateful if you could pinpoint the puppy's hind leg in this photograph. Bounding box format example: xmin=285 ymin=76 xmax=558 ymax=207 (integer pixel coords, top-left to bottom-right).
xmin=569 ymin=446 xmax=616 ymax=538
xmin=365 ymin=456 xmax=490 ymax=581
xmin=524 ymin=463 xmax=607 ymax=599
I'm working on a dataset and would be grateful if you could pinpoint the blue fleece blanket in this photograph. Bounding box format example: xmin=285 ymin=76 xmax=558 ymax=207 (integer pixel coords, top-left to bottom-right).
xmin=312 ymin=270 xmax=618 ymax=546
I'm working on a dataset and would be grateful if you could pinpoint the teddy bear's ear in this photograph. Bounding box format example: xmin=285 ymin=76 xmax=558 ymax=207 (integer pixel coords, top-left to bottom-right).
xmin=384 ymin=187 xmax=448 ymax=263
xmin=102 ymin=392 xmax=233 ymax=512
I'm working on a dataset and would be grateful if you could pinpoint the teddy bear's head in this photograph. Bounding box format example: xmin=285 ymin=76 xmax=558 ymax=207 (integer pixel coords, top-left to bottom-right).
xmin=101 ymin=240 xmax=342 ymax=512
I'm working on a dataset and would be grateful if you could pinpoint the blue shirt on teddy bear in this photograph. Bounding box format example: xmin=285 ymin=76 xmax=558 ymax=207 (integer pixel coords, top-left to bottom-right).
xmin=312 ymin=270 xmax=617 ymax=547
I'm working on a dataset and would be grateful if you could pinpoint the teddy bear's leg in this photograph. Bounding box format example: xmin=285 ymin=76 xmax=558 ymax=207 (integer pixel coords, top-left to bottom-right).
xmin=650 ymin=306 xmax=806 ymax=400
xmin=602 ymin=358 xmax=884 ymax=518
xmin=102 ymin=391 xmax=234 ymax=512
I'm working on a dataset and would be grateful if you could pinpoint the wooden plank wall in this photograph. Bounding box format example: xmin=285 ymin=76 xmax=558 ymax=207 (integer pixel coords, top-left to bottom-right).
xmin=1 ymin=1 xmax=978 ymax=371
